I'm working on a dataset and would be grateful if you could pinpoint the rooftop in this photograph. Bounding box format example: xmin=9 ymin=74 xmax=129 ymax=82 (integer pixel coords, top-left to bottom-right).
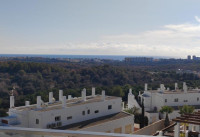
xmin=56 ymin=111 xmax=132 ymax=130
xmin=145 ymin=89 xmax=200 ymax=94
xmin=14 ymin=95 xmax=120 ymax=112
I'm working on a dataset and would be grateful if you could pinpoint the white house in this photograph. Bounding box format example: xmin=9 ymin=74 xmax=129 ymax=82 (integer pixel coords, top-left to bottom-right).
xmin=128 ymin=82 xmax=200 ymax=124
xmin=0 ymin=88 xmax=134 ymax=134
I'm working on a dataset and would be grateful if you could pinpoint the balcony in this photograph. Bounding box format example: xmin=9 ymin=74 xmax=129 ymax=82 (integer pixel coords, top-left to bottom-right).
xmin=0 ymin=126 xmax=151 ymax=137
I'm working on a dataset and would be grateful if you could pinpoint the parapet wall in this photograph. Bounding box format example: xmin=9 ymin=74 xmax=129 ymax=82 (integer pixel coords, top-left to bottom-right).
xmin=133 ymin=119 xmax=165 ymax=135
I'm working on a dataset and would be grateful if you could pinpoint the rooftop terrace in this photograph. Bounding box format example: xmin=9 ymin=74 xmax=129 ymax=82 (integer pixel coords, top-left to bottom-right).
xmin=14 ymin=95 xmax=119 ymax=112
xmin=57 ymin=111 xmax=132 ymax=130
xmin=0 ymin=126 xmax=150 ymax=137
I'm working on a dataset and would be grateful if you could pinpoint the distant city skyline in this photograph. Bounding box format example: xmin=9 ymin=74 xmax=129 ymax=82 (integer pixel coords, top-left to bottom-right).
xmin=1 ymin=0 xmax=200 ymax=57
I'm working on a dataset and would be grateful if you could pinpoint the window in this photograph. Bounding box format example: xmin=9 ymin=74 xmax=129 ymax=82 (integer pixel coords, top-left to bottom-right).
xmin=36 ymin=119 xmax=39 ymax=124
xmin=57 ymin=122 xmax=62 ymax=127
xmin=87 ymin=109 xmax=90 ymax=114
xmin=108 ymin=105 xmax=112 ymax=110
xmin=1 ymin=120 xmax=8 ymax=124
xmin=82 ymin=111 xmax=85 ymax=115
xmin=55 ymin=116 xmax=61 ymax=121
xmin=165 ymin=99 xmax=167 ymax=103
xmin=197 ymin=97 xmax=199 ymax=101
xmin=94 ymin=110 xmax=99 ymax=113
xmin=184 ymin=100 xmax=188 ymax=102
xmin=67 ymin=116 xmax=72 ymax=120
xmin=174 ymin=98 xmax=178 ymax=102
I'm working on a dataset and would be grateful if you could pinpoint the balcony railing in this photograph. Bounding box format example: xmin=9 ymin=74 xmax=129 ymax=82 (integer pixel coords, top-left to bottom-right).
xmin=0 ymin=126 xmax=151 ymax=137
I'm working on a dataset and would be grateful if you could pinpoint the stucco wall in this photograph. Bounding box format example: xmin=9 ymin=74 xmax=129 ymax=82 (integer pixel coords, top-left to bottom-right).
xmin=133 ymin=119 xmax=165 ymax=135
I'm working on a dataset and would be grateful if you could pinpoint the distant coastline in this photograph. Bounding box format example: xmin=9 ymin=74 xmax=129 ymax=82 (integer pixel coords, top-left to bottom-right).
xmin=0 ymin=54 xmax=172 ymax=61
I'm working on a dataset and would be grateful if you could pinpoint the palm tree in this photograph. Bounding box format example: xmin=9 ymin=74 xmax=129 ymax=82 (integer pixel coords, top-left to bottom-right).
xmin=179 ymin=105 xmax=194 ymax=115
xmin=179 ymin=105 xmax=195 ymax=134
xmin=160 ymin=106 xmax=173 ymax=127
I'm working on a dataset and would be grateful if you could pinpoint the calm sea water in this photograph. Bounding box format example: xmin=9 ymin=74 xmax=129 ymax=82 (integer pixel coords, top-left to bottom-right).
xmin=0 ymin=54 xmax=170 ymax=61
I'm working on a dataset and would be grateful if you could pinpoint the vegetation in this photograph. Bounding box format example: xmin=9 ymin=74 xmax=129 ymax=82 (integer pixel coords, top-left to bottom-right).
xmin=125 ymin=106 xmax=140 ymax=115
xmin=0 ymin=60 xmax=200 ymax=116
xmin=125 ymin=107 xmax=148 ymax=126
xmin=179 ymin=105 xmax=195 ymax=115
xmin=160 ymin=106 xmax=173 ymax=127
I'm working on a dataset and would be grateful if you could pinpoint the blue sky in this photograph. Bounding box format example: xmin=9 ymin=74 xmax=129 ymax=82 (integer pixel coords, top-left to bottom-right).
xmin=1 ymin=0 xmax=200 ymax=57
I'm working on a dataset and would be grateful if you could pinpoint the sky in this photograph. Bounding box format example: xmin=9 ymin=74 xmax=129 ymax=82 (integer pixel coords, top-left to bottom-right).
xmin=1 ymin=0 xmax=200 ymax=58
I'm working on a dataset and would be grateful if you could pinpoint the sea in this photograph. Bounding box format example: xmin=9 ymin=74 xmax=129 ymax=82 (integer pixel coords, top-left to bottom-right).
xmin=0 ymin=54 xmax=171 ymax=61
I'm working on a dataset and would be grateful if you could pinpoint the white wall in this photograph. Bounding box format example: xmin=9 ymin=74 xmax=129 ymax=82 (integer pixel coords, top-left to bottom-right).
xmin=6 ymin=96 xmax=122 ymax=129
xmin=10 ymin=97 xmax=121 ymax=128
xmin=143 ymin=92 xmax=200 ymax=111
xmin=163 ymin=92 xmax=200 ymax=107
xmin=145 ymin=112 xmax=159 ymax=124
xmin=128 ymin=94 xmax=141 ymax=110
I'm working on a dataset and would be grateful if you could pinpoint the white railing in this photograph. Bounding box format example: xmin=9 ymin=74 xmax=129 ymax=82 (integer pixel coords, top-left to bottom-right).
xmin=0 ymin=126 xmax=151 ymax=137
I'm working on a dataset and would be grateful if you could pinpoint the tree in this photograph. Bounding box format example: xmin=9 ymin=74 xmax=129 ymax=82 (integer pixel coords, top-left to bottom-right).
xmin=160 ymin=106 xmax=173 ymax=127
xmin=125 ymin=106 xmax=148 ymax=127
xmin=179 ymin=105 xmax=194 ymax=115
xmin=112 ymin=86 xmax=124 ymax=97
xmin=125 ymin=106 xmax=140 ymax=115
xmin=178 ymin=105 xmax=194 ymax=133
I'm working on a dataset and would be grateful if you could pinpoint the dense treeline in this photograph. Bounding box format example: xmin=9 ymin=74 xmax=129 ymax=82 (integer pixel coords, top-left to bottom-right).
xmin=0 ymin=61 xmax=200 ymax=116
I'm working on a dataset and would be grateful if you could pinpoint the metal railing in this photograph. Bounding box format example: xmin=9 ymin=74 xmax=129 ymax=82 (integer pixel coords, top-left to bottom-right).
xmin=0 ymin=126 xmax=151 ymax=137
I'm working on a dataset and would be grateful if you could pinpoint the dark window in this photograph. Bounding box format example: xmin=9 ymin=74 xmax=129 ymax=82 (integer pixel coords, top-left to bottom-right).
xmin=184 ymin=100 xmax=188 ymax=102
xmin=94 ymin=110 xmax=99 ymax=113
xmin=67 ymin=116 xmax=72 ymax=120
xmin=55 ymin=116 xmax=61 ymax=121
xmin=165 ymin=99 xmax=167 ymax=102
xmin=82 ymin=111 xmax=85 ymax=115
xmin=174 ymin=98 xmax=178 ymax=102
xmin=36 ymin=119 xmax=39 ymax=124
xmin=87 ymin=109 xmax=90 ymax=114
xmin=197 ymin=97 xmax=199 ymax=101
xmin=1 ymin=120 xmax=8 ymax=124
xmin=108 ymin=105 xmax=112 ymax=110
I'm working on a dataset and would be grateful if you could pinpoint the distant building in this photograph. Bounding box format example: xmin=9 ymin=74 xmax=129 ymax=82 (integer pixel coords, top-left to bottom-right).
xmin=125 ymin=57 xmax=153 ymax=63
xmin=193 ymin=55 xmax=197 ymax=60
xmin=128 ymin=83 xmax=200 ymax=124
xmin=187 ymin=55 xmax=191 ymax=60
xmin=0 ymin=88 xmax=134 ymax=134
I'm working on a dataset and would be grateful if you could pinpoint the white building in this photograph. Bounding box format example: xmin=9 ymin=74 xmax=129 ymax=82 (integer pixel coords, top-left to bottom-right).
xmin=0 ymin=88 xmax=134 ymax=134
xmin=128 ymin=82 xmax=200 ymax=124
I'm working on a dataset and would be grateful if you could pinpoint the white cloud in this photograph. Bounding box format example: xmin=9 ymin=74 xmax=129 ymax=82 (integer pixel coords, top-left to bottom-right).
xmin=1 ymin=17 xmax=200 ymax=58
xmin=98 ymin=21 xmax=200 ymax=57
xmin=195 ymin=16 xmax=200 ymax=23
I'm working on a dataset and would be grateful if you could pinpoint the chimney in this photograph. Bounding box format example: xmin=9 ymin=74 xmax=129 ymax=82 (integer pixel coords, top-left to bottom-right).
xmin=68 ymin=95 xmax=72 ymax=100
xmin=49 ymin=92 xmax=53 ymax=103
xmin=144 ymin=83 xmax=148 ymax=91
xmin=37 ymin=96 xmax=42 ymax=109
xmin=59 ymin=90 xmax=63 ymax=101
xmin=101 ymin=90 xmax=105 ymax=101
xmin=25 ymin=101 xmax=30 ymax=106
xmin=160 ymin=84 xmax=165 ymax=91
xmin=122 ymin=102 xmax=125 ymax=110
xmin=175 ymin=83 xmax=178 ymax=90
xmin=92 ymin=87 xmax=95 ymax=97
xmin=183 ymin=82 xmax=188 ymax=93
xmin=129 ymin=88 xmax=133 ymax=95
xmin=82 ymin=88 xmax=86 ymax=101
xmin=62 ymin=96 xmax=67 ymax=108
xmin=10 ymin=96 xmax=15 ymax=108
